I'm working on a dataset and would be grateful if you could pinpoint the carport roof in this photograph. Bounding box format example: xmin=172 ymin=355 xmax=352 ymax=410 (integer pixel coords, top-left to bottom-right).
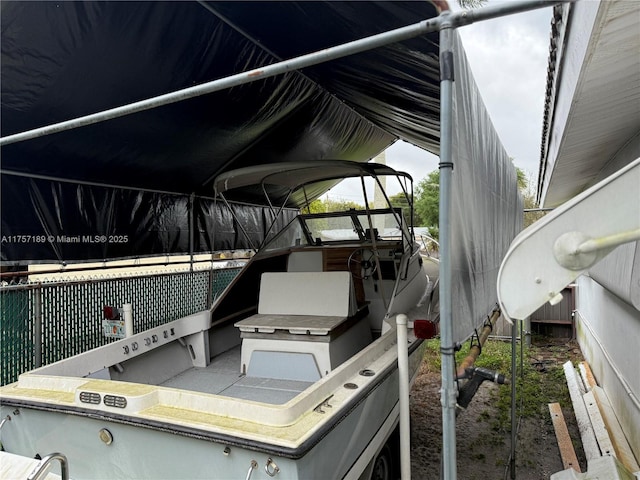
xmin=1 ymin=1 xmax=445 ymax=201
xmin=537 ymin=1 xmax=640 ymax=207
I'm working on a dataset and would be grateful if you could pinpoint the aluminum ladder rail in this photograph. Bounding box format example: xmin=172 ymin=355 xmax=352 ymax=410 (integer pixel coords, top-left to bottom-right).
xmin=27 ymin=452 xmax=70 ymax=480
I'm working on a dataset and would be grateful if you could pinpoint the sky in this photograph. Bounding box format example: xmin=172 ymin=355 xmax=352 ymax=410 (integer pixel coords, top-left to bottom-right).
xmin=325 ymin=0 xmax=553 ymax=202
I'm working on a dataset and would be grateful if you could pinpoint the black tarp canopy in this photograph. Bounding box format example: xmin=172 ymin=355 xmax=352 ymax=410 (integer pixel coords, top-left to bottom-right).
xmin=0 ymin=1 xmax=444 ymax=264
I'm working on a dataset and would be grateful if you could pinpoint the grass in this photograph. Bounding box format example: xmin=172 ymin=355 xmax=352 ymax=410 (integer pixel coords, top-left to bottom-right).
xmin=422 ymin=337 xmax=574 ymax=432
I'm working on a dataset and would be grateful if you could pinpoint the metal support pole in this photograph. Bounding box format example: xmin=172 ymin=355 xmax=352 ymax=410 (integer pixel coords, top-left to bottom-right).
xmin=438 ymin=12 xmax=457 ymax=480
xmin=576 ymin=228 xmax=640 ymax=254
xmin=123 ymin=303 xmax=134 ymax=338
xmin=510 ymin=319 xmax=517 ymax=479
xmin=27 ymin=452 xmax=70 ymax=480
xmin=396 ymin=314 xmax=411 ymax=480
xmin=207 ymin=269 xmax=215 ymax=307
xmin=33 ymin=285 xmax=43 ymax=368
xmin=520 ymin=319 xmax=524 ymax=380
xmin=189 ymin=193 xmax=195 ymax=273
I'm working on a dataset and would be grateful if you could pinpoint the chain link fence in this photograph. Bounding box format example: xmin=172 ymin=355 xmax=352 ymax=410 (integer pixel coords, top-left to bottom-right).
xmin=0 ymin=267 xmax=241 ymax=385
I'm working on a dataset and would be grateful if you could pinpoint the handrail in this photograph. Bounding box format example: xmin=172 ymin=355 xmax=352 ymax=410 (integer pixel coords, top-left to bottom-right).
xmin=0 ymin=265 xmax=242 ymax=291
xmin=27 ymin=452 xmax=69 ymax=480
xmin=0 ymin=257 xmax=246 ymax=280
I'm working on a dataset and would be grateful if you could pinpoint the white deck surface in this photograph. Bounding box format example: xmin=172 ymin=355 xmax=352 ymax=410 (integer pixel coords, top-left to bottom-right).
xmin=0 ymin=451 xmax=60 ymax=480
xmin=159 ymin=345 xmax=312 ymax=404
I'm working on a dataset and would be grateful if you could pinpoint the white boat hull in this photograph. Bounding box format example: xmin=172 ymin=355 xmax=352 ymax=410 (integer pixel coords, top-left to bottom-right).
xmin=1 ymin=335 xmax=426 ymax=479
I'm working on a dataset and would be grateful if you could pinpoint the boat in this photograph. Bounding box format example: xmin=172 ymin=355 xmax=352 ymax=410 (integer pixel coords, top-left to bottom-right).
xmin=0 ymin=161 xmax=439 ymax=480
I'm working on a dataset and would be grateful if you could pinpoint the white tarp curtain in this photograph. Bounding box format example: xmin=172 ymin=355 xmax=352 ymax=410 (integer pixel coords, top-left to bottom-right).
xmin=450 ymin=32 xmax=524 ymax=343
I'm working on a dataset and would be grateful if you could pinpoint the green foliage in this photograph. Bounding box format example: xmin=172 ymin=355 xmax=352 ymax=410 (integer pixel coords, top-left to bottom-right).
xmin=305 ymin=197 xmax=363 ymax=214
xmin=388 ymin=191 xmax=424 ymax=226
xmin=422 ymin=338 xmax=572 ymax=434
xmin=325 ymin=198 xmax=363 ymax=212
xmin=518 ymin=169 xmax=548 ymax=229
xmin=303 ymin=198 xmax=364 ymax=231
xmin=423 ymin=338 xmax=442 ymax=370
xmin=516 ymin=167 xmax=528 ymax=192
xmin=414 ymin=170 xmax=440 ymax=234
xmin=306 ymin=199 xmax=326 ymax=214
xmin=388 ymin=191 xmax=410 ymax=212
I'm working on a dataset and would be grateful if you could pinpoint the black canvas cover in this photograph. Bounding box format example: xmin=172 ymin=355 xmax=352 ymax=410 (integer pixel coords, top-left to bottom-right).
xmin=0 ymin=1 xmax=443 ymax=264
xmin=1 ymin=0 xmax=527 ymax=343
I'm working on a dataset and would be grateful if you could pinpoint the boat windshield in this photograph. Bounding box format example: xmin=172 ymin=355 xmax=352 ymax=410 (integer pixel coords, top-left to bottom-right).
xmin=263 ymin=209 xmax=406 ymax=253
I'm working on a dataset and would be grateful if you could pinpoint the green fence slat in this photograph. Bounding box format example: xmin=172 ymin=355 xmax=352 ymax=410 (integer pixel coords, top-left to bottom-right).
xmin=0 ymin=267 xmax=240 ymax=385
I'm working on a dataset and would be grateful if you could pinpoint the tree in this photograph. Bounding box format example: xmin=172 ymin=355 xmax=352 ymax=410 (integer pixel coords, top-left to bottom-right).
xmin=414 ymin=170 xmax=440 ymax=227
xmin=388 ymin=192 xmax=425 ymax=227
xmin=516 ymin=167 xmax=527 ymax=192
xmin=304 ymin=197 xmax=363 ymax=214
xmin=306 ymin=199 xmax=326 ymax=214
xmin=519 ymin=169 xmax=548 ymax=229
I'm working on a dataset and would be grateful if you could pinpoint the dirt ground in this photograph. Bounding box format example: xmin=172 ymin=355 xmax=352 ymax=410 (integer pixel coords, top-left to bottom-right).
xmin=409 ymin=338 xmax=585 ymax=480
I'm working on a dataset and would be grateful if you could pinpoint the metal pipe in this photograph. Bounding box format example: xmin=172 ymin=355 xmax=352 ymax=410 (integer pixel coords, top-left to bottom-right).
xmin=520 ymin=319 xmax=525 ymax=380
xmin=0 ymin=260 xmax=240 ymax=284
xmin=488 ymin=335 xmax=521 ymax=341
xmin=257 ymin=188 xmax=295 ymax=250
xmin=360 ymin=176 xmax=387 ymax=309
xmin=523 ymin=207 xmax=555 ymax=212
xmin=218 ymin=193 xmax=258 ymax=252
xmin=0 ymin=1 xmax=563 ymax=147
xmin=27 ymin=452 xmax=70 ymax=480
xmin=510 ymin=318 xmax=517 ymax=479
xmin=33 ymin=285 xmax=43 ymax=368
xmin=189 ymin=193 xmax=195 ymax=273
xmin=574 ymin=309 xmax=640 ymax=411
xmin=396 ymin=314 xmax=411 ymax=480
xmin=455 ymin=308 xmax=501 ymax=378
xmin=437 ymin=11 xmax=457 ymax=480
xmin=576 ymin=228 xmax=640 ymax=254
xmin=434 ymin=6 xmax=568 ymax=478
xmin=122 ymin=303 xmax=134 ymax=338
xmin=450 ymin=0 xmax=568 ymax=28
xmin=0 ymin=415 xmax=11 ymax=430
xmin=245 ymin=460 xmax=258 ymax=480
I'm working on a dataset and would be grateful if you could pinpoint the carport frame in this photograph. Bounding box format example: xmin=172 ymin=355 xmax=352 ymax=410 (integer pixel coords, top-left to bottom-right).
xmin=0 ymin=2 xmax=568 ymax=478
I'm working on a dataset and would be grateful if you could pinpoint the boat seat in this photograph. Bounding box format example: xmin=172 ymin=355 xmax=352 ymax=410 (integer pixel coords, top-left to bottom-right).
xmin=234 ymin=272 xmax=371 ymax=381
xmin=256 ymin=271 xmax=357 ymax=317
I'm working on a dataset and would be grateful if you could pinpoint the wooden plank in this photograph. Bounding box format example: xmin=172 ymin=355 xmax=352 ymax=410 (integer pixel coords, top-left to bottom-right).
xmin=578 ymin=361 xmax=597 ymax=392
xmin=563 ymin=361 xmax=600 ymax=460
xmin=583 ymin=390 xmax=615 ymax=457
xmin=548 ymin=403 xmax=582 ymax=472
xmin=591 ymin=386 xmax=640 ymax=473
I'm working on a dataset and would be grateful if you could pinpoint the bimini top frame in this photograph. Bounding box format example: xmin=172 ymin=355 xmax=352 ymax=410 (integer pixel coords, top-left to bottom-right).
xmin=214 ymin=160 xmax=415 ymax=252
xmin=213 ymin=160 xmax=410 ymax=196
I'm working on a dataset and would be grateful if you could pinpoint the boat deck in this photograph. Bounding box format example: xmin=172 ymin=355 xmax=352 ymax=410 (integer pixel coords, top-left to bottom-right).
xmin=159 ymin=345 xmax=313 ymax=404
